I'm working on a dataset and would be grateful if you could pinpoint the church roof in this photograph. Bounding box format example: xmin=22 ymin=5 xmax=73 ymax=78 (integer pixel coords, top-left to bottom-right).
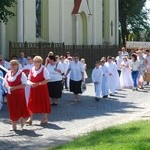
xmin=72 ymin=0 xmax=82 ymax=14
xmin=72 ymin=0 xmax=92 ymax=15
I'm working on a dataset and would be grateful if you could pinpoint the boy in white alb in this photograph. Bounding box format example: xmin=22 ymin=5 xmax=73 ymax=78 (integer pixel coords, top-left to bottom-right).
xmin=92 ymin=61 xmax=103 ymax=101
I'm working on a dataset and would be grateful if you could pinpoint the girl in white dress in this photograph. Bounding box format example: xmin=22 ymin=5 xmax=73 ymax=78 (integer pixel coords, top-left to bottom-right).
xmin=81 ymin=58 xmax=88 ymax=82
xmin=120 ymin=57 xmax=133 ymax=88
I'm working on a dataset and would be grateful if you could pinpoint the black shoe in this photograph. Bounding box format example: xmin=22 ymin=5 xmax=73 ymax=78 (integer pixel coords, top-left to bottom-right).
xmin=95 ymin=97 xmax=100 ymax=101
xmin=51 ymin=103 xmax=58 ymax=106
xmin=103 ymin=95 xmax=108 ymax=98
xmin=109 ymin=94 xmax=115 ymax=96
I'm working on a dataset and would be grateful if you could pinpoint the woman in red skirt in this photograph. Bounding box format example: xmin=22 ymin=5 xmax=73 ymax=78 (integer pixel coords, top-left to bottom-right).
xmin=4 ymin=60 xmax=30 ymax=130
xmin=26 ymin=56 xmax=51 ymax=125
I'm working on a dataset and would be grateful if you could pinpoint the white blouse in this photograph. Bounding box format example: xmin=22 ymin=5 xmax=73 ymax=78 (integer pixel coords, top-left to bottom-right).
xmin=28 ymin=65 xmax=50 ymax=80
xmin=5 ymin=70 xmax=27 ymax=85
xmin=130 ymin=60 xmax=139 ymax=71
xmin=46 ymin=63 xmax=63 ymax=82
xmin=69 ymin=60 xmax=84 ymax=81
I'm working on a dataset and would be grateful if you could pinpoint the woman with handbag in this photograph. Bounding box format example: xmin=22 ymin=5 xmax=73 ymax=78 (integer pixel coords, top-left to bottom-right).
xmin=65 ymin=54 xmax=84 ymax=102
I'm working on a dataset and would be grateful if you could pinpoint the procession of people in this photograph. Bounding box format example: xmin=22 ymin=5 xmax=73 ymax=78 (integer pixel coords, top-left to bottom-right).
xmin=0 ymin=47 xmax=150 ymax=131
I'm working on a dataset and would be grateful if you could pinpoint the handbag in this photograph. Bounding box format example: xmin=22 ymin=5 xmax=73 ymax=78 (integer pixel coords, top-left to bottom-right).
xmin=144 ymin=72 xmax=150 ymax=81
xmin=81 ymin=82 xmax=86 ymax=93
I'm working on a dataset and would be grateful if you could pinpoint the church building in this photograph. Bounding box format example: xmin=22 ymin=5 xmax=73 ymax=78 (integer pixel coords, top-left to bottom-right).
xmin=0 ymin=0 xmax=119 ymax=58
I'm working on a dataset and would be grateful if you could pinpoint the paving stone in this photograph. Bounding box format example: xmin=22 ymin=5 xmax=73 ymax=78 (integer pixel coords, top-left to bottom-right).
xmin=0 ymin=83 xmax=149 ymax=150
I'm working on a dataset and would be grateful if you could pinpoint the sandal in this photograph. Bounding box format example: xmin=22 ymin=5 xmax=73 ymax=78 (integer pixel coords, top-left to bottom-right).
xmin=40 ymin=119 xmax=48 ymax=125
xmin=25 ymin=119 xmax=32 ymax=125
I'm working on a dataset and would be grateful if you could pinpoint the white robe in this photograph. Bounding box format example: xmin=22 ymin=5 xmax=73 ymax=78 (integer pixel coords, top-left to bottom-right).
xmin=82 ymin=63 xmax=88 ymax=81
xmin=65 ymin=60 xmax=71 ymax=89
xmin=114 ymin=62 xmax=121 ymax=90
xmin=101 ymin=64 xmax=109 ymax=96
xmin=120 ymin=61 xmax=133 ymax=88
xmin=116 ymin=56 xmax=122 ymax=71
xmin=105 ymin=62 xmax=118 ymax=94
xmin=92 ymin=66 xmax=103 ymax=98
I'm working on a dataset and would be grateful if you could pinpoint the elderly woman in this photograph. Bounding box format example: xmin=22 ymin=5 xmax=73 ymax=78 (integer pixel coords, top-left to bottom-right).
xmin=26 ymin=56 xmax=51 ymax=125
xmin=65 ymin=54 xmax=84 ymax=102
xmin=46 ymin=55 xmax=63 ymax=105
xmin=4 ymin=60 xmax=30 ymax=130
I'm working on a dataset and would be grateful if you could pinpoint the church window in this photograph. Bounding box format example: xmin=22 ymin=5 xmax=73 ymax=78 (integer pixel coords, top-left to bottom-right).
xmin=110 ymin=21 xmax=113 ymax=36
xmin=36 ymin=0 xmax=41 ymax=38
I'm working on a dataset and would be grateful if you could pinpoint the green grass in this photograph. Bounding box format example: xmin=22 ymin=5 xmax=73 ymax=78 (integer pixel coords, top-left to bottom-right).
xmin=48 ymin=120 xmax=150 ymax=150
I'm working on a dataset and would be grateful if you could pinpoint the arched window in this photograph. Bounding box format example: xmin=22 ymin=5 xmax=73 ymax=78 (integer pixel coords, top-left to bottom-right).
xmin=36 ymin=0 xmax=41 ymax=38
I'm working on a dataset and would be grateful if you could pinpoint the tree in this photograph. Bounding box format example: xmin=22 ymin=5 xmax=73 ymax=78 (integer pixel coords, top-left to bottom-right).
xmin=0 ymin=0 xmax=16 ymax=23
xmin=119 ymin=0 xmax=150 ymax=46
xmin=145 ymin=29 xmax=150 ymax=41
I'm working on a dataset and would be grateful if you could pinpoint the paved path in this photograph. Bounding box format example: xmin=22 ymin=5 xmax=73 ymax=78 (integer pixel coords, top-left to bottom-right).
xmin=0 ymin=82 xmax=150 ymax=150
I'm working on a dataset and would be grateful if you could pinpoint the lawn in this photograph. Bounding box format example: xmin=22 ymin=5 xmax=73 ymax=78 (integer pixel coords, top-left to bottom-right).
xmin=48 ymin=120 xmax=150 ymax=150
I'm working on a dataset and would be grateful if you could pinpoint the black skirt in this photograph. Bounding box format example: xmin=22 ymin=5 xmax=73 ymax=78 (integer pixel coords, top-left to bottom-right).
xmin=70 ymin=79 xmax=82 ymax=94
xmin=48 ymin=81 xmax=62 ymax=99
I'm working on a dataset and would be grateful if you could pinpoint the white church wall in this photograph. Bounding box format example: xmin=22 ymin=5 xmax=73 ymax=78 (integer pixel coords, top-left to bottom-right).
xmin=6 ymin=5 xmax=17 ymax=58
xmin=1 ymin=0 xmax=119 ymax=58
xmin=95 ymin=0 xmax=103 ymax=45
xmin=63 ymin=0 xmax=74 ymax=45
xmin=91 ymin=0 xmax=103 ymax=45
xmin=87 ymin=0 xmax=93 ymax=45
xmin=24 ymin=0 xmax=36 ymax=42
xmin=48 ymin=0 xmax=60 ymax=43
xmin=109 ymin=0 xmax=117 ymax=45
xmin=78 ymin=14 xmax=83 ymax=45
